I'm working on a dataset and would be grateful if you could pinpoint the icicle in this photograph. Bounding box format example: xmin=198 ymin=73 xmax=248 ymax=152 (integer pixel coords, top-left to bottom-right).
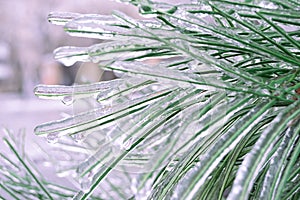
xmin=60 ymin=11 xmax=168 ymax=40
xmin=34 ymin=87 xmax=172 ymax=137
xmin=178 ymin=3 xmax=212 ymax=18
xmin=34 ymin=104 xmax=111 ymax=136
xmin=112 ymin=10 xmax=139 ymax=27
xmin=97 ymin=79 xmax=158 ymax=103
xmin=48 ymin=12 xmax=81 ymax=25
xmin=34 ymin=79 xmax=123 ymax=101
xmin=170 ymin=102 xmax=269 ymax=200
xmin=64 ymin=14 xmax=129 ymax=40
xmin=87 ymin=40 xmax=160 ymax=63
xmin=108 ymin=61 xmax=224 ymax=91
xmin=54 ymin=39 xmax=164 ymax=66
xmin=54 ymin=46 xmax=89 ymax=66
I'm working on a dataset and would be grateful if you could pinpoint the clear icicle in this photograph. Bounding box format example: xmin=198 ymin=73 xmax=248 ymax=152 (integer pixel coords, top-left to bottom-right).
xmin=69 ymin=14 xmax=120 ymax=26
xmin=48 ymin=12 xmax=81 ymax=25
xmin=54 ymin=46 xmax=89 ymax=66
xmin=110 ymin=11 xmax=266 ymax=91
xmin=64 ymin=14 xmax=129 ymax=40
xmin=138 ymin=1 xmax=178 ymax=15
xmin=60 ymin=11 xmax=169 ymax=40
xmin=34 ymin=104 xmax=111 ymax=136
xmin=97 ymin=80 xmax=164 ymax=103
xmin=34 ymin=88 xmax=172 ymax=136
xmin=114 ymin=89 xmax=201 ymax=169
xmin=166 ymin=102 xmax=267 ymax=200
xmin=87 ymin=40 xmax=161 ymax=63
xmin=133 ymin=110 xmax=201 ymax=198
xmin=34 ymin=79 xmax=123 ymax=101
xmin=108 ymin=61 xmax=225 ymax=91
xmin=54 ymin=39 xmax=164 ymax=66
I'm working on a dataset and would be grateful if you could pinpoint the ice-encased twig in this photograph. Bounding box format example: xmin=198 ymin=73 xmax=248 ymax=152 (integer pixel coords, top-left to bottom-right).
xmin=227 ymin=101 xmax=300 ymax=200
xmin=259 ymin=124 xmax=299 ymax=200
xmin=48 ymin=12 xmax=81 ymax=25
xmin=107 ymin=60 xmax=227 ymax=91
xmin=58 ymin=11 xmax=168 ymax=40
xmin=34 ymin=88 xmax=174 ymax=137
xmin=34 ymin=79 xmax=123 ymax=101
xmin=64 ymin=15 xmax=128 ymax=40
xmin=54 ymin=39 xmax=166 ymax=66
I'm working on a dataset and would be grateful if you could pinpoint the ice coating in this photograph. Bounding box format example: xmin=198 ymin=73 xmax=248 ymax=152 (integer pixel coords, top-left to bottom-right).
xmin=48 ymin=12 xmax=81 ymax=25
xmin=34 ymin=79 xmax=124 ymax=101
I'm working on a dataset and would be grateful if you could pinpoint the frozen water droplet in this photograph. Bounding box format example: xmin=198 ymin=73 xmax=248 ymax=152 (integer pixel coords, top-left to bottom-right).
xmin=47 ymin=133 xmax=59 ymax=144
xmin=62 ymin=96 xmax=74 ymax=106
xmin=54 ymin=46 xmax=89 ymax=66
xmin=71 ymin=132 xmax=86 ymax=143
xmin=122 ymin=137 xmax=133 ymax=151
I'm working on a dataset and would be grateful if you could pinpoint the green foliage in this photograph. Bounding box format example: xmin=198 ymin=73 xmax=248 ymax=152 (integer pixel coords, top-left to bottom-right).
xmin=0 ymin=129 xmax=76 ymax=199
xmin=2 ymin=0 xmax=300 ymax=199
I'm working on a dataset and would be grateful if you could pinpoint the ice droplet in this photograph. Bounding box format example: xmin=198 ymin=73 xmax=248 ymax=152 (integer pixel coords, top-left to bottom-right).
xmin=46 ymin=133 xmax=59 ymax=144
xmin=54 ymin=46 xmax=89 ymax=66
xmin=62 ymin=95 xmax=74 ymax=106
xmin=71 ymin=132 xmax=86 ymax=143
